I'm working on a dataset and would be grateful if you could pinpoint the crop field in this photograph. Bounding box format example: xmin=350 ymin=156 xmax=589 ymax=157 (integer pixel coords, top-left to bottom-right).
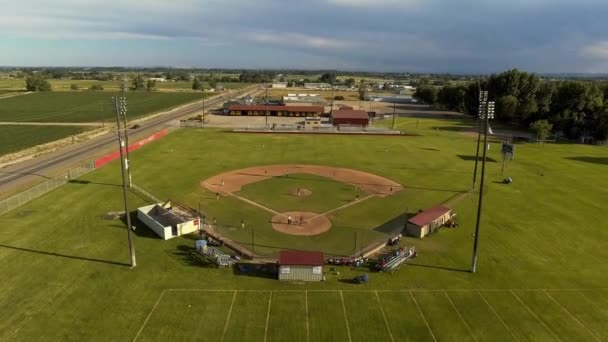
xmin=0 ymin=79 xmax=251 ymax=92
xmin=0 ymin=125 xmax=92 ymax=156
xmin=0 ymin=118 xmax=607 ymax=340
xmin=0 ymin=91 xmax=203 ymax=123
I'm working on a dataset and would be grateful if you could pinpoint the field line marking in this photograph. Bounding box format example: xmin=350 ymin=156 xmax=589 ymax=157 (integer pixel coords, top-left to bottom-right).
xmin=220 ymin=290 xmax=238 ymax=342
xmin=132 ymin=289 xmax=167 ymax=342
xmin=477 ymin=291 xmax=521 ymax=342
xmin=227 ymin=193 xmax=282 ymax=216
xmin=339 ymin=291 xmax=353 ymax=342
xmin=264 ymin=291 xmax=272 ymax=342
xmin=410 ymin=291 xmax=437 ymax=342
xmin=161 ymin=288 xmax=608 ymax=293
xmin=510 ymin=290 xmax=562 ymax=342
xmin=444 ymin=291 xmax=479 ymax=342
xmin=313 ymin=194 xmax=376 ymax=219
xmin=543 ymin=290 xmax=601 ymax=341
xmin=305 ymin=291 xmax=310 ymax=342
xmin=374 ymin=291 xmax=395 ymax=342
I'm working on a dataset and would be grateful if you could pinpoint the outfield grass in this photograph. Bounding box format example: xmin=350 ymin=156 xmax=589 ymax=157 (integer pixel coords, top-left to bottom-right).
xmin=0 ymin=117 xmax=607 ymax=340
xmin=0 ymin=125 xmax=91 ymax=156
xmin=0 ymin=91 xmax=203 ymax=122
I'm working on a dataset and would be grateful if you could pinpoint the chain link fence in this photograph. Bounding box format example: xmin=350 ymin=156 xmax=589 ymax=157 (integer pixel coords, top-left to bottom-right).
xmin=0 ymin=161 xmax=96 ymax=216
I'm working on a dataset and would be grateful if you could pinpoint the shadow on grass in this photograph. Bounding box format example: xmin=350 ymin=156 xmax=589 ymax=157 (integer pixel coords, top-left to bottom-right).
xmin=0 ymin=244 xmax=130 ymax=267
xmin=457 ymin=155 xmax=498 ymax=163
xmin=566 ymin=156 xmax=608 ymax=165
xmin=374 ymin=214 xmax=408 ymax=235
xmin=407 ymin=262 xmax=470 ymax=273
xmin=68 ymin=179 xmax=121 ymax=187
xmin=233 ymin=262 xmax=277 ymax=279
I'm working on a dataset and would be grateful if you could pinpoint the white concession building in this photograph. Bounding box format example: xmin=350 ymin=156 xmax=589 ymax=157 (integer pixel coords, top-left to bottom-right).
xmin=137 ymin=201 xmax=200 ymax=240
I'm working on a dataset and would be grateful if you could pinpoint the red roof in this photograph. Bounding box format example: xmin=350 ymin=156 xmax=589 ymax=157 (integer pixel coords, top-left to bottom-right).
xmin=278 ymin=250 xmax=324 ymax=266
xmin=229 ymin=105 xmax=324 ymax=112
xmin=408 ymin=205 xmax=451 ymax=227
xmin=331 ymin=109 xmax=369 ymax=119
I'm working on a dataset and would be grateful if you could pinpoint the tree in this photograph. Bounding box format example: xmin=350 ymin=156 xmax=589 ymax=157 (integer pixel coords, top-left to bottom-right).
xmin=192 ymin=78 xmax=204 ymax=91
xmin=535 ymin=82 xmax=555 ymax=116
xmin=413 ymin=86 xmax=437 ymax=105
xmin=437 ymin=85 xmax=466 ymax=112
xmin=495 ymin=96 xmax=518 ymax=121
xmin=287 ymin=81 xmax=294 ymax=87
xmin=146 ymin=80 xmax=157 ymax=92
xmin=358 ymin=88 xmax=367 ymax=101
xmin=209 ymin=80 xmax=217 ymax=89
xmin=70 ymin=84 xmax=79 ymax=91
xmin=345 ymin=78 xmax=356 ymax=88
xmin=25 ymin=75 xmax=52 ymax=92
xmin=131 ymin=75 xmax=146 ymax=91
xmin=319 ymin=72 xmax=337 ymax=85
xmin=89 ymin=84 xmax=104 ymax=91
xmin=334 ymin=95 xmax=345 ymax=100
xmin=530 ymin=120 xmax=553 ymax=141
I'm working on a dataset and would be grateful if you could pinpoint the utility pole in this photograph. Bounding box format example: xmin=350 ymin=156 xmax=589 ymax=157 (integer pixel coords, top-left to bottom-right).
xmin=471 ymin=94 xmax=494 ymax=273
xmin=113 ymin=96 xmax=136 ymax=268
xmin=265 ymin=83 xmax=269 ymax=128
xmin=330 ymin=82 xmax=335 ymax=115
xmin=251 ymin=226 xmax=255 ymax=256
xmin=392 ymin=91 xmax=397 ymax=130
xmin=202 ymin=90 xmax=206 ymax=129
xmin=119 ymin=80 xmax=132 ymax=187
xmin=100 ymin=102 xmax=104 ymax=128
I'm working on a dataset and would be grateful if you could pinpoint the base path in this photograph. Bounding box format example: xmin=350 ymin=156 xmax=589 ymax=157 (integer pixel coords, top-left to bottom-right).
xmin=271 ymin=211 xmax=332 ymax=236
xmin=201 ymin=164 xmax=403 ymax=196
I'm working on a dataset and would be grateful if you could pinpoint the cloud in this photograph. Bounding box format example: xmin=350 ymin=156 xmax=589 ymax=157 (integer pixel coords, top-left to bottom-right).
xmin=326 ymin=0 xmax=421 ymax=8
xmin=245 ymin=32 xmax=358 ymax=49
xmin=581 ymin=41 xmax=608 ymax=59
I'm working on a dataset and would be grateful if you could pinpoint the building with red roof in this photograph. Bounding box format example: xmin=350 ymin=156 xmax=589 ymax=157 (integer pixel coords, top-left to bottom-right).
xmin=228 ymin=104 xmax=324 ymax=117
xmin=278 ymin=250 xmax=324 ymax=281
xmin=331 ymin=109 xmax=370 ymax=127
xmin=406 ymin=205 xmax=453 ymax=238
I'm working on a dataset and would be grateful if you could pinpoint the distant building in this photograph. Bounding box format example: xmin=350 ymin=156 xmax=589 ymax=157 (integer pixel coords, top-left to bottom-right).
xmin=228 ymin=104 xmax=324 ymax=117
xmin=304 ymin=117 xmax=322 ymax=130
xmin=272 ymin=82 xmax=288 ymax=88
xmin=331 ymin=109 xmax=369 ymax=127
xmin=282 ymin=94 xmax=324 ymax=105
xmin=148 ymin=77 xmax=166 ymax=82
xmin=406 ymin=205 xmax=453 ymax=238
xmin=278 ymin=250 xmax=324 ymax=281
xmin=304 ymin=83 xmax=331 ymax=90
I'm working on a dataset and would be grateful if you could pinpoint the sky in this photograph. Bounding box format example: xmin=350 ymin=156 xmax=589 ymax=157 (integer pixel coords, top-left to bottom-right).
xmin=1 ymin=0 xmax=608 ymax=73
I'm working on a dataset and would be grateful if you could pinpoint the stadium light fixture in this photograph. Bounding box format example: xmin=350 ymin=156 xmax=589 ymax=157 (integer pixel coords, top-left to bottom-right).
xmin=112 ymin=96 xmax=137 ymax=268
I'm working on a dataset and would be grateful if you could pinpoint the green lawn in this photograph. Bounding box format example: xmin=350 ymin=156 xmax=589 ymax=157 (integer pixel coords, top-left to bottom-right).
xmin=0 ymin=125 xmax=91 ymax=156
xmin=236 ymin=173 xmax=366 ymax=213
xmin=0 ymin=91 xmax=203 ymax=122
xmin=0 ymin=117 xmax=607 ymax=340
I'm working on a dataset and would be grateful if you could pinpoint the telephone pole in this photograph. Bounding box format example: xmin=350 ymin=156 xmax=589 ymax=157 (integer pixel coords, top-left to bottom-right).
xmin=471 ymin=93 xmax=494 ymax=273
xmin=112 ymin=95 xmax=136 ymax=268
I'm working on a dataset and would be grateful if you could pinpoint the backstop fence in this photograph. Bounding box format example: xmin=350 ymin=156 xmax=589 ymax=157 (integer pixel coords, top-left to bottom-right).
xmin=0 ymin=161 xmax=96 ymax=216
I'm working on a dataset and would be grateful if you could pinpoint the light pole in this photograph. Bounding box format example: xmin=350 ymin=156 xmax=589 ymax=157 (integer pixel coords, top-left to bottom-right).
xmin=112 ymin=96 xmax=137 ymax=268
xmin=119 ymin=80 xmax=132 ymax=188
xmin=472 ymin=90 xmax=486 ymax=190
xmin=391 ymin=90 xmax=397 ymax=130
xmin=265 ymin=83 xmax=269 ymax=128
xmin=471 ymin=94 xmax=495 ymax=273
xmin=202 ymin=89 xmax=206 ymax=129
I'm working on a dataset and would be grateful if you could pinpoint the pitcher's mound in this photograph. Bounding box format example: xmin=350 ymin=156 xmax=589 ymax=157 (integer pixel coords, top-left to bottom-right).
xmin=272 ymin=211 xmax=332 ymax=236
xmin=289 ymin=188 xmax=312 ymax=197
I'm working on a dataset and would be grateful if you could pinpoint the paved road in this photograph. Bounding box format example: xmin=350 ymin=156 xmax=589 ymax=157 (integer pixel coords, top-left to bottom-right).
xmin=0 ymin=86 xmax=259 ymax=196
xmin=0 ymin=122 xmax=103 ymax=126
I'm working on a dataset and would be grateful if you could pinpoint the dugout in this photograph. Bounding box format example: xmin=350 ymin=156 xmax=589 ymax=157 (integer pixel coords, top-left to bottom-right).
xmin=278 ymin=250 xmax=324 ymax=281
xmin=406 ymin=205 xmax=453 ymax=238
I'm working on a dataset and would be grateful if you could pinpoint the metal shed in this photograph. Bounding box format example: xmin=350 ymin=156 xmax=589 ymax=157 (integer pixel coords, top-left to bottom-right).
xmin=278 ymin=250 xmax=324 ymax=281
xmin=406 ymin=205 xmax=453 ymax=238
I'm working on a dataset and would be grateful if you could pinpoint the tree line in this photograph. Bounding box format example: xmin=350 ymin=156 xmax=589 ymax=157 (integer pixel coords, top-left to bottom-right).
xmin=413 ymin=69 xmax=608 ymax=141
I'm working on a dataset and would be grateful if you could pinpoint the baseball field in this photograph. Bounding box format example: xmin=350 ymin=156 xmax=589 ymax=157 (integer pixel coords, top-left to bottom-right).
xmin=0 ymin=117 xmax=607 ymax=341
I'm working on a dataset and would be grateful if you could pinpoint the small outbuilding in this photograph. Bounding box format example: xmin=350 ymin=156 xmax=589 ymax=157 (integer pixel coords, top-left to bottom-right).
xmin=278 ymin=250 xmax=324 ymax=281
xmin=406 ymin=205 xmax=453 ymax=238
xmin=137 ymin=201 xmax=200 ymax=240
xmin=331 ymin=109 xmax=370 ymax=127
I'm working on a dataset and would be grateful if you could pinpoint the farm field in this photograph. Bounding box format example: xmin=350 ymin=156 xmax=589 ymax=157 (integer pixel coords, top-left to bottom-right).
xmin=0 ymin=78 xmax=251 ymax=92
xmin=0 ymin=118 xmax=607 ymax=340
xmin=0 ymin=125 xmax=92 ymax=156
xmin=0 ymin=91 xmax=203 ymax=123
